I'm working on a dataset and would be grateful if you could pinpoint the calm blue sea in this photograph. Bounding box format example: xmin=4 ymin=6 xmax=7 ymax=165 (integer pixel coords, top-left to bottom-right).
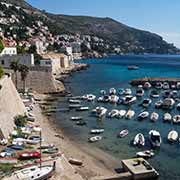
xmin=55 ymin=55 xmax=180 ymax=180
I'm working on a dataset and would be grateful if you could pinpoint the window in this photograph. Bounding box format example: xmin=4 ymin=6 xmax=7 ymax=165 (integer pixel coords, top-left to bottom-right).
xmin=1 ymin=60 xmax=4 ymax=65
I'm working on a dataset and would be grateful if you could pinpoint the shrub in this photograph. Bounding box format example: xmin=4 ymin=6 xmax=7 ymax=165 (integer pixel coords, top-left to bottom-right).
xmin=14 ymin=115 xmax=27 ymax=127
xmin=0 ymin=65 xmax=4 ymax=79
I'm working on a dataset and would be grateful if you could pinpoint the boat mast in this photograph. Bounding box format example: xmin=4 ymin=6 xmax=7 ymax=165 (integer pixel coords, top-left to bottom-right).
xmin=40 ymin=130 xmax=42 ymax=169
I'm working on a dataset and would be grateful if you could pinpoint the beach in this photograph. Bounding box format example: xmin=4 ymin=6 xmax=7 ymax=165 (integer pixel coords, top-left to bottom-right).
xmin=33 ymin=93 xmax=120 ymax=180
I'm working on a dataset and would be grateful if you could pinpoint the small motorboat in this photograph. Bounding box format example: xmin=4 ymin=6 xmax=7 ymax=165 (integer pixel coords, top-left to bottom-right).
xmin=163 ymin=113 xmax=172 ymax=123
xmin=100 ymin=90 xmax=106 ymax=95
xmin=117 ymin=97 xmax=124 ymax=105
xmin=69 ymin=99 xmax=81 ymax=104
xmin=119 ymin=110 xmax=127 ymax=118
xmin=87 ymin=94 xmax=96 ymax=101
xmin=177 ymin=103 xmax=180 ymax=111
xmin=109 ymin=88 xmax=116 ymax=95
xmin=161 ymin=98 xmax=175 ymax=109
xmin=155 ymin=100 xmax=163 ymax=109
xmin=76 ymin=120 xmax=87 ymax=126
xmin=141 ymin=99 xmax=152 ymax=108
xmin=136 ymin=88 xmax=144 ymax=97
xmin=127 ymin=65 xmax=139 ymax=70
xmin=98 ymin=95 xmax=110 ymax=103
xmin=155 ymin=82 xmax=163 ymax=89
xmin=133 ymin=133 xmax=145 ymax=146
xmin=150 ymin=112 xmax=159 ymax=122
xmin=177 ymin=82 xmax=180 ymax=89
xmin=42 ymin=147 xmax=59 ymax=154
xmin=150 ymin=90 xmax=159 ymax=98
xmin=7 ymin=145 xmax=23 ymax=151
xmin=172 ymin=115 xmax=180 ymax=124
xmin=118 ymin=129 xmax=129 ymax=138
xmin=162 ymin=82 xmax=170 ymax=90
xmin=149 ymin=130 xmax=162 ymax=148
xmin=88 ymin=136 xmax=102 ymax=143
xmin=123 ymin=96 xmax=137 ymax=105
xmin=138 ymin=111 xmax=149 ymax=120
xmin=76 ymin=107 xmax=89 ymax=111
xmin=90 ymin=129 xmax=104 ymax=134
xmin=70 ymin=117 xmax=83 ymax=121
xmin=118 ymin=88 xmax=125 ymax=95
xmin=18 ymin=151 xmax=41 ymax=160
xmin=69 ymin=104 xmax=82 ymax=109
xmin=109 ymin=95 xmax=119 ymax=103
xmin=124 ymin=88 xmax=132 ymax=95
xmin=108 ymin=109 xmax=119 ymax=118
xmin=143 ymin=82 xmax=152 ymax=89
xmin=68 ymin=158 xmax=83 ymax=166
xmin=168 ymin=130 xmax=178 ymax=142
xmin=136 ymin=150 xmax=154 ymax=158
xmin=125 ymin=110 xmax=135 ymax=119
xmin=95 ymin=107 xmax=107 ymax=118
xmin=163 ymin=91 xmax=171 ymax=98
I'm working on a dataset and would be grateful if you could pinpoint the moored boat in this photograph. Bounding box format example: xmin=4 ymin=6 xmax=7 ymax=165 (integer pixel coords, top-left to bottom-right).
xmin=69 ymin=99 xmax=81 ymax=104
xmin=136 ymin=88 xmax=144 ymax=97
xmin=118 ymin=129 xmax=129 ymax=138
xmin=108 ymin=109 xmax=119 ymax=118
xmin=143 ymin=82 xmax=152 ymax=89
xmin=95 ymin=107 xmax=107 ymax=118
xmin=141 ymin=99 xmax=152 ymax=108
xmin=109 ymin=88 xmax=116 ymax=95
xmin=76 ymin=120 xmax=87 ymax=126
xmin=68 ymin=158 xmax=83 ymax=166
xmin=150 ymin=90 xmax=159 ymax=98
xmin=149 ymin=130 xmax=162 ymax=148
xmin=136 ymin=150 xmax=154 ymax=158
xmin=127 ymin=65 xmax=139 ymax=70
xmin=168 ymin=130 xmax=178 ymax=142
xmin=138 ymin=111 xmax=149 ymax=120
xmin=155 ymin=100 xmax=163 ymax=109
xmin=70 ymin=117 xmax=83 ymax=121
xmin=123 ymin=95 xmax=137 ymax=105
xmin=88 ymin=136 xmax=102 ymax=143
xmin=76 ymin=106 xmax=89 ymax=111
xmin=124 ymin=88 xmax=132 ymax=95
xmin=150 ymin=112 xmax=159 ymax=122
xmin=133 ymin=133 xmax=145 ymax=146
xmin=161 ymin=98 xmax=175 ymax=109
xmin=119 ymin=110 xmax=127 ymax=118
xmin=109 ymin=95 xmax=119 ymax=103
xmin=18 ymin=151 xmax=41 ymax=160
xmin=163 ymin=113 xmax=172 ymax=123
xmin=125 ymin=110 xmax=135 ymax=119
xmin=90 ymin=128 xmax=104 ymax=134
xmin=172 ymin=115 xmax=180 ymax=124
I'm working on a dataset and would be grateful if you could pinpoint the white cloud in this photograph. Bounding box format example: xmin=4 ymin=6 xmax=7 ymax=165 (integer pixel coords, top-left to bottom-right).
xmin=158 ymin=32 xmax=180 ymax=48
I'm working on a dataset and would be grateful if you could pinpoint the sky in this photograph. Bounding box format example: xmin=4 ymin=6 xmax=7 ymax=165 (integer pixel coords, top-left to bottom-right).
xmin=27 ymin=0 xmax=180 ymax=48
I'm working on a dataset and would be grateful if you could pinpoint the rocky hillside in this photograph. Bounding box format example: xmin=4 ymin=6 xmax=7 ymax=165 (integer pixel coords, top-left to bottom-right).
xmin=0 ymin=0 xmax=179 ymax=55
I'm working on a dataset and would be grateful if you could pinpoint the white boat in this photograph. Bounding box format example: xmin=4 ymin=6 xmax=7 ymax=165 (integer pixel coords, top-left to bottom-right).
xmin=177 ymin=103 xmax=180 ymax=111
xmin=97 ymin=95 xmax=110 ymax=103
xmin=100 ymin=90 xmax=106 ymax=95
xmin=141 ymin=99 xmax=152 ymax=108
xmin=155 ymin=82 xmax=163 ymax=89
xmin=69 ymin=99 xmax=81 ymax=104
xmin=168 ymin=130 xmax=178 ymax=142
xmin=150 ymin=112 xmax=159 ymax=122
xmin=118 ymin=88 xmax=125 ymax=95
xmin=138 ymin=111 xmax=149 ymax=120
xmin=108 ymin=109 xmax=119 ymax=118
xmin=124 ymin=88 xmax=132 ymax=95
xmin=149 ymin=130 xmax=162 ymax=148
xmin=119 ymin=110 xmax=127 ymax=118
xmin=76 ymin=107 xmax=89 ymax=111
xmin=109 ymin=95 xmax=119 ymax=103
xmin=6 ymin=163 xmax=55 ymax=180
xmin=136 ymin=88 xmax=144 ymax=97
xmin=68 ymin=158 xmax=83 ymax=166
xmin=136 ymin=150 xmax=154 ymax=158
xmin=162 ymin=82 xmax=170 ymax=90
xmin=150 ymin=90 xmax=159 ymax=98
xmin=125 ymin=110 xmax=135 ymax=119
xmin=88 ymin=136 xmax=102 ymax=143
xmin=143 ymin=82 xmax=152 ymax=89
xmin=118 ymin=129 xmax=129 ymax=138
xmin=161 ymin=98 xmax=175 ymax=109
xmin=87 ymin=94 xmax=96 ymax=101
xmin=155 ymin=100 xmax=163 ymax=109
xmin=90 ymin=129 xmax=104 ymax=134
xmin=109 ymin=88 xmax=116 ymax=95
xmin=177 ymin=82 xmax=180 ymax=89
xmin=123 ymin=95 xmax=137 ymax=105
xmin=70 ymin=117 xmax=83 ymax=121
xmin=172 ymin=115 xmax=180 ymax=124
xmin=95 ymin=107 xmax=107 ymax=118
xmin=133 ymin=133 xmax=145 ymax=146
xmin=163 ymin=113 xmax=172 ymax=123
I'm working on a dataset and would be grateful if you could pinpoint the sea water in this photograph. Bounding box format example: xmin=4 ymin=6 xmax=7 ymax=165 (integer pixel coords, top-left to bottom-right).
xmin=55 ymin=55 xmax=180 ymax=180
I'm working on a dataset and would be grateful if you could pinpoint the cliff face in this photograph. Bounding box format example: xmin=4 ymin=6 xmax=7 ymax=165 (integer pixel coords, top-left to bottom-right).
xmin=0 ymin=75 xmax=26 ymax=138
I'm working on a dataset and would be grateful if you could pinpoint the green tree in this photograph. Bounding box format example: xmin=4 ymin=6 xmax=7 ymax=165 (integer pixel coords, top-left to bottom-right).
xmin=0 ymin=65 xmax=4 ymax=79
xmin=10 ymin=60 xmax=19 ymax=88
xmin=14 ymin=115 xmax=27 ymax=127
xmin=0 ymin=39 xmax=4 ymax=53
xmin=19 ymin=64 xmax=29 ymax=93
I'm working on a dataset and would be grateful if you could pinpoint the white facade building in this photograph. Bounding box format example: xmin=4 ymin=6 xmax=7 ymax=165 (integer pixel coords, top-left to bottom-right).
xmin=0 ymin=47 xmax=17 ymax=56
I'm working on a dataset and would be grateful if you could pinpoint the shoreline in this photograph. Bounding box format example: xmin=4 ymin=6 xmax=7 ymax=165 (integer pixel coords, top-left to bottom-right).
xmin=34 ymin=93 xmax=120 ymax=180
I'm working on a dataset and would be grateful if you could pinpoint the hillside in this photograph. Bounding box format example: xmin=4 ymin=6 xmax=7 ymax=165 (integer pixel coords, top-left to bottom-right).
xmin=0 ymin=0 xmax=179 ymax=55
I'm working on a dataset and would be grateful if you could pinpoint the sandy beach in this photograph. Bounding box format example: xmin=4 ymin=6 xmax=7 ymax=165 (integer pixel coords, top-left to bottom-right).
xmin=33 ymin=93 xmax=120 ymax=180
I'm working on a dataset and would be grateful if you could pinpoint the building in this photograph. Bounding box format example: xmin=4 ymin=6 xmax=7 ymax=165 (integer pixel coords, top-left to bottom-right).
xmin=0 ymin=39 xmax=17 ymax=56
xmin=40 ymin=53 xmax=71 ymax=74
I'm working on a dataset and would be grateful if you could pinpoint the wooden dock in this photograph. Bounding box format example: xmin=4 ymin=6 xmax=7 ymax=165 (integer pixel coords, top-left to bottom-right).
xmin=130 ymin=77 xmax=180 ymax=86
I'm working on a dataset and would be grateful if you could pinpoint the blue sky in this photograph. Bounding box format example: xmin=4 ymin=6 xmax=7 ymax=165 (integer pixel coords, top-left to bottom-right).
xmin=27 ymin=0 xmax=180 ymax=47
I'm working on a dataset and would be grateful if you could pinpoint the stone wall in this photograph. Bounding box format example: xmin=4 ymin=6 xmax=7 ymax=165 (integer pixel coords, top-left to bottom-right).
xmin=0 ymin=75 xmax=26 ymax=138
xmin=5 ymin=66 xmax=65 ymax=94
